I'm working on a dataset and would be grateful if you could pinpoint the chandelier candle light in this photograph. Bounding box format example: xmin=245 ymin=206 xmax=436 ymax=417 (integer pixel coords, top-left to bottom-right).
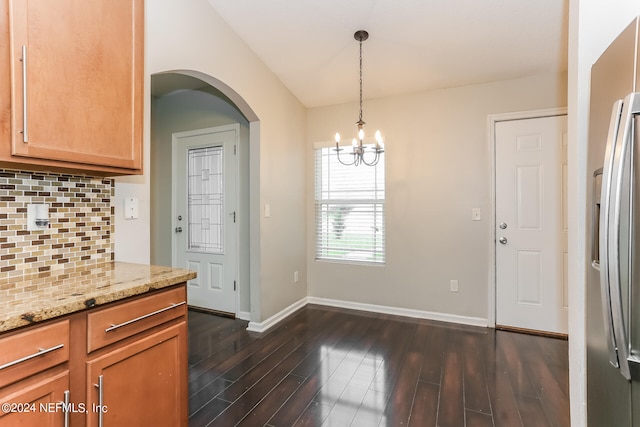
xmin=334 ymin=30 xmax=384 ymax=167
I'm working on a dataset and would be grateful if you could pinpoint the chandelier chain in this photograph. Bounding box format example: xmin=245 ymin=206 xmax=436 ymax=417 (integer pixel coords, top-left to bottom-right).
xmin=359 ymin=37 xmax=363 ymax=123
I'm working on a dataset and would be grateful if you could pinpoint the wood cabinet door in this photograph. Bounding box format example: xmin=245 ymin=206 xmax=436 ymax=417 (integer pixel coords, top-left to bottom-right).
xmin=86 ymin=322 xmax=187 ymax=427
xmin=0 ymin=370 xmax=69 ymax=427
xmin=7 ymin=0 xmax=143 ymax=170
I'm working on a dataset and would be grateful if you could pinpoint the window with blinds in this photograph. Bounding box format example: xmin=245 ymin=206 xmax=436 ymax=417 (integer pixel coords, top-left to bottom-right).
xmin=314 ymin=146 xmax=385 ymax=264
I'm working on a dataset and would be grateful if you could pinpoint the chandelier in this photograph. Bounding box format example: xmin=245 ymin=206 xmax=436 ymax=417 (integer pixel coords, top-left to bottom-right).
xmin=334 ymin=30 xmax=384 ymax=167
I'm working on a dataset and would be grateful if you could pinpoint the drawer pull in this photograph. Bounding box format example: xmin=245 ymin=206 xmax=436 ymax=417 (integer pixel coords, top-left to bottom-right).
xmin=0 ymin=343 xmax=65 ymax=370
xmin=104 ymin=301 xmax=186 ymax=333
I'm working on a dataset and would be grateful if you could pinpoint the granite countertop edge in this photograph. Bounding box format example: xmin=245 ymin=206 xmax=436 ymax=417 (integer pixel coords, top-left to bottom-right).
xmin=0 ymin=262 xmax=196 ymax=334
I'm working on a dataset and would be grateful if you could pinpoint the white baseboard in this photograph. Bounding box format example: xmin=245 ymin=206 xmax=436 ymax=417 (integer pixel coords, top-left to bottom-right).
xmin=246 ymin=297 xmax=309 ymax=333
xmin=307 ymin=296 xmax=488 ymax=327
xmin=245 ymin=296 xmax=487 ymax=334
xmin=237 ymin=311 xmax=251 ymax=321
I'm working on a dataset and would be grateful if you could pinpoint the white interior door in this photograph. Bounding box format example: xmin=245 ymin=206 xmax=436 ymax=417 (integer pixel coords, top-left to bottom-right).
xmin=495 ymin=115 xmax=568 ymax=334
xmin=173 ymin=125 xmax=238 ymax=315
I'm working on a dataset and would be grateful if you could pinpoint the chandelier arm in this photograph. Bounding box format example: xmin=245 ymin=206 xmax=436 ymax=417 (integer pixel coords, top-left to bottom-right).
xmin=360 ymin=150 xmax=381 ymax=167
xmin=335 ymin=149 xmax=357 ymax=166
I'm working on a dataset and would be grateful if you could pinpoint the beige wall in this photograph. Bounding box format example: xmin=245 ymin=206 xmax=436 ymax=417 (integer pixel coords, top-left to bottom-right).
xmin=306 ymin=72 xmax=567 ymax=321
xmin=115 ymin=0 xmax=308 ymax=322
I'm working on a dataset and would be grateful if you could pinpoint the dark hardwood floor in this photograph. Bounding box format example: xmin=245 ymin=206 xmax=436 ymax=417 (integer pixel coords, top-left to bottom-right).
xmin=187 ymin=305 xmax=569 ymax=427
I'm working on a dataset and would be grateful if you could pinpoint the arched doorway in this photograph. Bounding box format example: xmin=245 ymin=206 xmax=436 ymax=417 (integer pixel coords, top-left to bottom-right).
xmin=149 ymin=71 xmax=259 ymax=320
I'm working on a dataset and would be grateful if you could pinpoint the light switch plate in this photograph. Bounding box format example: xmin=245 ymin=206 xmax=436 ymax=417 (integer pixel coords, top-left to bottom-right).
xmin=472 ymin=208 xmax=481 ymax=221
xmin=264 ymin=204 xmax=271 ymax=218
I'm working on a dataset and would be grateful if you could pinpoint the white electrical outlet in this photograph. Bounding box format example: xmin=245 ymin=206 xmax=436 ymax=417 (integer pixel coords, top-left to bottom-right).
xmin=294 ymin=271 xmax=299 ymax=283
xmin=450 ymin=279 xmax=459 ymax=292
xmin=124 ymin=197 xmax=139 ymax=219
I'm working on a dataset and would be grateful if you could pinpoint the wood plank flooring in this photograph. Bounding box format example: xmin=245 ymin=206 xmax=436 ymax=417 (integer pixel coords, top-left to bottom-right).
xmin=187 ymin=305 xmax=569 ymax=427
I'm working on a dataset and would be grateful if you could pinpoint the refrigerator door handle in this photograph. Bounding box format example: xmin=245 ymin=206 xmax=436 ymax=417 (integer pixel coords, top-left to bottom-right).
xmin=600 ymin=99 xmax=623 ymax=368
xmin=609 ymin=92 xmax=640 ymax=380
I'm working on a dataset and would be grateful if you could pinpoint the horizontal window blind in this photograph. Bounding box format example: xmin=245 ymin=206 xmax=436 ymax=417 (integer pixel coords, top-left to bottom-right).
xmin=314 ymin=146 xmax=385 ymax=264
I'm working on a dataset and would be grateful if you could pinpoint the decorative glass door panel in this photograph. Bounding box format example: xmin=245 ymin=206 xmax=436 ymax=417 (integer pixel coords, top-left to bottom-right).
xmin=187 ymin=146 xmax=224 ymax=254
xmin=173 ymin=125 xmax=238 ymax=314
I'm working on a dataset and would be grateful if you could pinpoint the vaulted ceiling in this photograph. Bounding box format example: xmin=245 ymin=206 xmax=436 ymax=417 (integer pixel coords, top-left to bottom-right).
xmin=204 ymin=0 xmax=569 ymax=109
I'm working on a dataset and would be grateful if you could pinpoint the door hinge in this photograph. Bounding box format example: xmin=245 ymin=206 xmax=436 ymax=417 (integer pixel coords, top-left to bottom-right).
xmin=233 ymin=211 xmax=236 ymax=223
xmin=233 ymin=280 xmax=237 ymax=291
xmin=234 ymin=145 xmax=237 ymax=155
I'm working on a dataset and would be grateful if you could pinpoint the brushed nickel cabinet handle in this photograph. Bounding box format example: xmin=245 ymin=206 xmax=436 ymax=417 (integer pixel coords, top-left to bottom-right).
xmin=21 ymin=45 xmax=28 ymax=142
xmin=0 ymin=343 xmax=64 ymax=370
xmin=94 ymin=375 xmax=104 ymax=427
xmin=63 ymin=390 xmax=70 ymax=427
xmin=104 ymin=301 xmax=186 ymax=333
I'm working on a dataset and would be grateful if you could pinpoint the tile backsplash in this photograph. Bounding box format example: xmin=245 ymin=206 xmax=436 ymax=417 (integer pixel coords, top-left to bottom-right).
xmin=0 ymin=169 xmax=114 ymax=278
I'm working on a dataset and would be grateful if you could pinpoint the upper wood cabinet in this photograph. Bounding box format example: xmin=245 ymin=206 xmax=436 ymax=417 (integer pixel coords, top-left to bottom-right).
xmin=0 ymin=0 xmax=144 ymax=175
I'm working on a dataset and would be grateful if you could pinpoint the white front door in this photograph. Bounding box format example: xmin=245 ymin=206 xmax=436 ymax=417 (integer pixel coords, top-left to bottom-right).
xmin=495 ymin=115 xmax=568 ymax=334
xmin=173 ymin=125 xmax=238 ymax=315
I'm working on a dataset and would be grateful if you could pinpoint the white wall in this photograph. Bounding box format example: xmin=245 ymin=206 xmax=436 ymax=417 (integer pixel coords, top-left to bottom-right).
xmin=115 ymin=0 xmax=307 ymax=322
xmin=306 ymin=72 xmax=567 ymax=321
xmin=568 ymin=1 xmax=640 ymax=425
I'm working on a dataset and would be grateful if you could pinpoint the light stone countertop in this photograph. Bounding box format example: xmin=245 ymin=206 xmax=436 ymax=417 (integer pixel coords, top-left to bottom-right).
xmin=0 ymin=262 xmax=196 ymax=333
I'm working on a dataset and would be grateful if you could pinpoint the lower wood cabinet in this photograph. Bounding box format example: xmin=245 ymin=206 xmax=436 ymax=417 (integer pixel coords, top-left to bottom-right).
xmin=0 ymin=284 xmax=187 ymax=427
xmin=0 ymin=369 xmax=70 ymax=427
xmin=85 ymin=322 xmax=187 ymax=427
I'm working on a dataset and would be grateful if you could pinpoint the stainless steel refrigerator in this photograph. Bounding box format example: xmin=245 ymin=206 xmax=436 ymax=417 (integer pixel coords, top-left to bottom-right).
xmin=587 ymin=16 xmax=640 ymax=426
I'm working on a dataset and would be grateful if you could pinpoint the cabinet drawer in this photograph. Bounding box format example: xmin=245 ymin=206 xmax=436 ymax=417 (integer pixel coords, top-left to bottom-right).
xmin=87 ymin=287 xmax=186 ymax=353
xmin=0 ymin=320 xmax=69 ymax=388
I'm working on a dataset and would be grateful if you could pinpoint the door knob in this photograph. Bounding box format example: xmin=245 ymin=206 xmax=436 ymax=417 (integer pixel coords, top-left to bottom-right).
xmin=499 ymin=222 xmax=507 ymax=229
xmin=175 ymin=227 xmax=183 ymax=233
xmin=499 ymin=237 xmax=507 ymax=244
